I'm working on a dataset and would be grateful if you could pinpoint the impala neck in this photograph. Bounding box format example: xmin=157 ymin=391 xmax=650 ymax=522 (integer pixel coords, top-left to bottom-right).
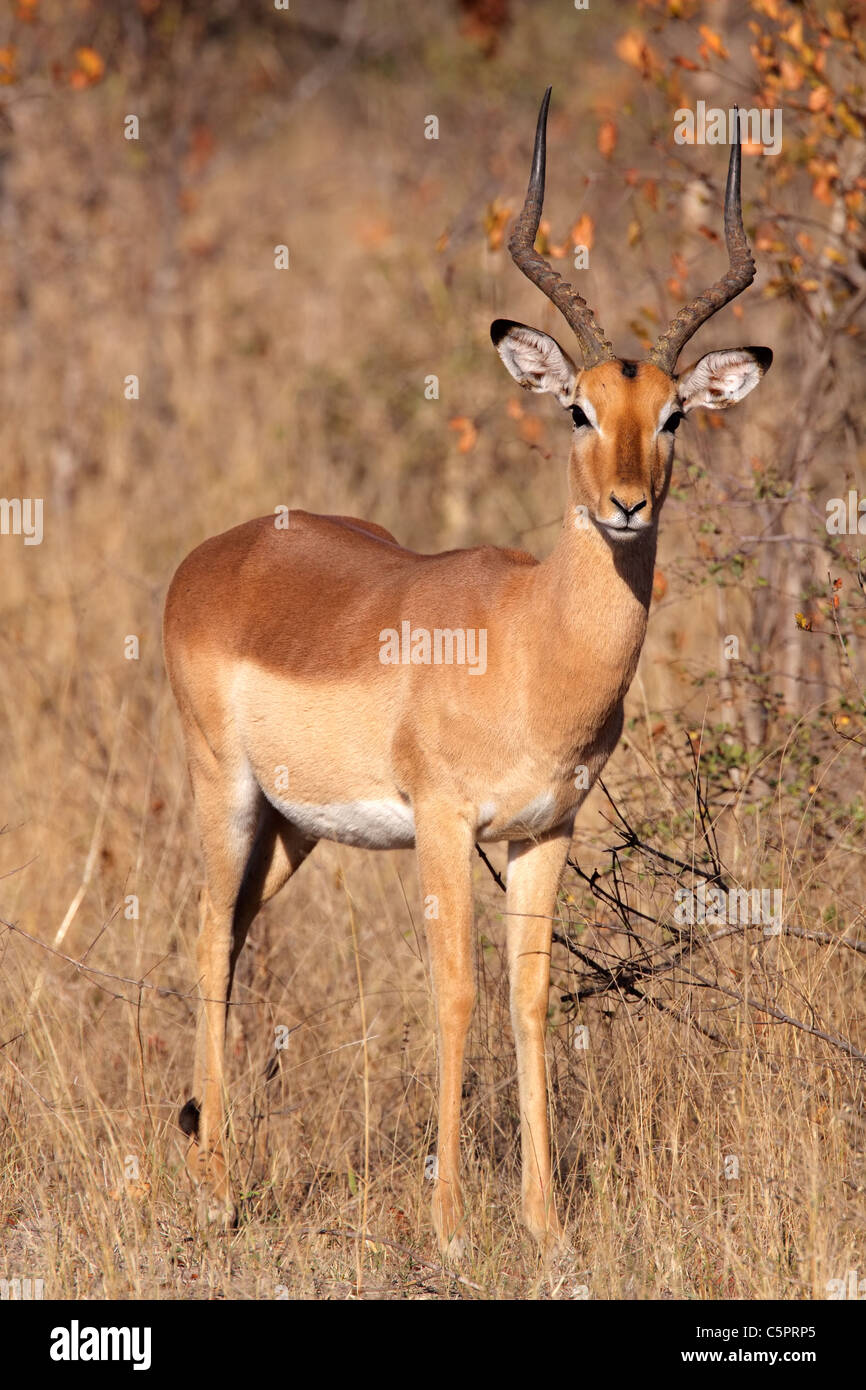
xmin=537 ymin=502 xmax=658 ymax=695
xmin=551 ymin=508 xmax=658 ymax=608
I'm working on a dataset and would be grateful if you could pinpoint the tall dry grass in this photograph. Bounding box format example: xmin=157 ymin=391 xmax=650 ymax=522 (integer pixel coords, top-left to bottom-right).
xmin=0 ymin=1 xmax=864 ymax=1299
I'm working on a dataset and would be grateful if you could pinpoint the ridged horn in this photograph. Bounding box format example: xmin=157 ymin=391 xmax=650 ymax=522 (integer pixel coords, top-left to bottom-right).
xmin=508 ymin=87 xmax=614 ymax=369
xmin=648 ymin=106 xmax=756 ymax=375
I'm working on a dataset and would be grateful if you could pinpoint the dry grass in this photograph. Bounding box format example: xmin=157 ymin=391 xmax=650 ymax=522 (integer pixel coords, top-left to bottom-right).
xmin=1 ymin=1 xmax=864 ymax=1300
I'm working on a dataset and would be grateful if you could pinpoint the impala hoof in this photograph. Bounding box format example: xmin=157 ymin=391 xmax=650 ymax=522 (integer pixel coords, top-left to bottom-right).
xmin=524 ymin=1197 xmax=568 ymax=1260
xmin=536 ymin=1226 xmax=572 ymax=1264
xmin=181 ymin=1102 xmax=237 ymax=1229
xmin=432 ymin=1185 xmax=468 ymax=1262
xmin=195 ymin=1186 xmax=238 ymax=1231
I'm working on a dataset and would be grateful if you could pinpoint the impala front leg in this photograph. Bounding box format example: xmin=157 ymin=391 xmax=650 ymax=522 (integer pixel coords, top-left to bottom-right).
xmin=414 ymin=804 xmax=476 ymax=1260
xmin=506 ymin=828 xmax=572 ymax=1252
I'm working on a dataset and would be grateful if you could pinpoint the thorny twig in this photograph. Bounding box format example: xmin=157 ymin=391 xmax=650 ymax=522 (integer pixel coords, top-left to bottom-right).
xmin=474 ymin=773 xmax=865 ymax=1068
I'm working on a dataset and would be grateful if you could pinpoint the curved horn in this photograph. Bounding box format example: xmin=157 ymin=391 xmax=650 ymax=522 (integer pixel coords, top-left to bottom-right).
xmin=508 ymin=87 xmax=614 ymax=369
xmin=648 ymin=107 xmax=756 ymax=375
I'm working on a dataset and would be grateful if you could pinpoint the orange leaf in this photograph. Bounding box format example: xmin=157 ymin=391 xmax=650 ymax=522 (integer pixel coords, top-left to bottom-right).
xmin=782 ymin=17 xmax=804 ymax=50
xmin=597 ymin=120 xmax=617 ymax=160
xmin=71 ymin=47 xmax=105 ymax=88
xmin=652 ymin=570 xmax=668 ymax=602
xmin=780 ymin=59 xmax=804 ymax=90
xmin=519 ymin=416 xmax=545 ymax=445
xmin=534 ymin=218 xmax=552 ymax=255
xmin=483 ymin=198 xmax=511 ymax=252
xmin=0 ymin=46 xmax=16 ymax=85
xmin=355 ymin=218 xmax=393 ymax=249
xmin=615 ymin=29 xmax=662 ymax=79
xmin=570 ymin=213 xmax=594 ymax=252
xmin=811 ymin=177 xmax=834 ymax=206
xmin=448 ymin=417 xmax=478 ymax=454
xmin=698 ymin=24 xmax=729 ymax=59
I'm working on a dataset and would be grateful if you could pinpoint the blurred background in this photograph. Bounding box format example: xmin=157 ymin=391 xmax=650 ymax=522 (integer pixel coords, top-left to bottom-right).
xmin=1 ymin=0 xmax=864 ymax=1299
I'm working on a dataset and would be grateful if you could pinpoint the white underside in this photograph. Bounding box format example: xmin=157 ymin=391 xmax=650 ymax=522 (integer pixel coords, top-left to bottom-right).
xmin=264 ymin=795 xmax=417 ymax=849
xmin=261 ymin=789 xmax=563 ymax=849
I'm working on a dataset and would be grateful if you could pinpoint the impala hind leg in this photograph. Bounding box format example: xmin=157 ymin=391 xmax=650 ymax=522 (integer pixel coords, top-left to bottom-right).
xmin=506 ymin=829 xmax=571 ymax=1252
xmin=414 ymin=805 xmax=476 ymax=1259
xmin=183 ymin=766 xmax=315 ymax=1227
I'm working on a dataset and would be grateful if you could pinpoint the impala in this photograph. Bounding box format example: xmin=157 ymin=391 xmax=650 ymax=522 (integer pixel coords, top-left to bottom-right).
xmin=164 ymin=88 xmax=771 ymax=1258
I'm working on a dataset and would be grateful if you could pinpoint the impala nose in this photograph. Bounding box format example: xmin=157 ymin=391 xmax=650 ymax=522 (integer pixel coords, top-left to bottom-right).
xmin=609 ymin=493 xmax=647 ymax=521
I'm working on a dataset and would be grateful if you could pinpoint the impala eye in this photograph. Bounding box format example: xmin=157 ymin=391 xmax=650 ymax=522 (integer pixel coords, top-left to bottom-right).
xmin=662 ymin=410 xmax=685 ymax=433
xmin=571 ymin=405 xmax=591 ymax=429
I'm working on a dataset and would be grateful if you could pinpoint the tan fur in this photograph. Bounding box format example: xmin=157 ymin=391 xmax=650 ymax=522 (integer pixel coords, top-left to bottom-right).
xmin=164 ymin=320 xmax=769 ymax=1260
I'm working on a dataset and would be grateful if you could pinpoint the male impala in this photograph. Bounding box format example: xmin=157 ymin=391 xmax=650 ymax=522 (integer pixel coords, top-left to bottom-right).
xmin=164 ymin=89 xmax=771 ymax=1258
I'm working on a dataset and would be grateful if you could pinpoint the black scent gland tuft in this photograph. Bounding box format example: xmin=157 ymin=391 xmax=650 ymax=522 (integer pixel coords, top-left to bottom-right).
xmin=179 ymin=1098 xmax=200 ymax=1138
xmin=620 ymin=360 xmax=638 ymax=379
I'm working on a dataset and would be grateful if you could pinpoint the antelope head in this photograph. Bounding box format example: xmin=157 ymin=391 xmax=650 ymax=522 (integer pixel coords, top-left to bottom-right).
xmin=492 ymin=87 xmax=772 ymax=543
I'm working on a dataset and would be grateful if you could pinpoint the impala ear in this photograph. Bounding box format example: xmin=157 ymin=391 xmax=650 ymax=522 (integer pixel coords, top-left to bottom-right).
xmin=491 ymin=319 xmax=578 ymax=407
xmin=677 ymin=346 xmax=772 ymax=413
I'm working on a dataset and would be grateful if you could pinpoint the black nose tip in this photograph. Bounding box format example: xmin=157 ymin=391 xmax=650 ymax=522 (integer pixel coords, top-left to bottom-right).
xmin=610 ymin=493 xmax=647 ymax=519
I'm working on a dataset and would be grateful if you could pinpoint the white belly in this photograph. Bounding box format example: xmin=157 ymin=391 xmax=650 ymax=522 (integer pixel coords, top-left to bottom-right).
xmin=263 ymin=789 xmax=568 ymax=850
xmin=265 ymin=794 xmax=416 ymax=849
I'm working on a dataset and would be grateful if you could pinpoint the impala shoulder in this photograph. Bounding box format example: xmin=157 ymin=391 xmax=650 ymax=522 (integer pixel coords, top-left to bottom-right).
xmin=279 ymin=509 xmax=405 ymax=549
xmin=326 ymin=514 xmax=402 ymax=546
xmin=497 ymin=544 xmax=538 ymax=567
xmin=463 ymin=542 xmax=538 ymax=573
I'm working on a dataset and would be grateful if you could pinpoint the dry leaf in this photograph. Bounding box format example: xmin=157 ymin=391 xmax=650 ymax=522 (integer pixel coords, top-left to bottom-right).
xmin=484 ymin=198 xmax=511 ymax=252
xmin=698 ymin=24 xmax=729 ymax=59
xmin=448 ymin=416 xmax=478 ymax=454
xmin=597 ymin=120 xmax=617 ymax=160
xmin=570 ymin=213 xmax=594 ymax=251
xmin=75 ymin=47 xmax=105 ymax=83
xmin=0 ymin=46 xmax=16 ymax=85
xmin=615 ymin=30 xmax=661 ymax=79
xmin=672 ymin=54 xmax=701 ymax=71
xmin=519 ymin=416 xmax=544 ymax=445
